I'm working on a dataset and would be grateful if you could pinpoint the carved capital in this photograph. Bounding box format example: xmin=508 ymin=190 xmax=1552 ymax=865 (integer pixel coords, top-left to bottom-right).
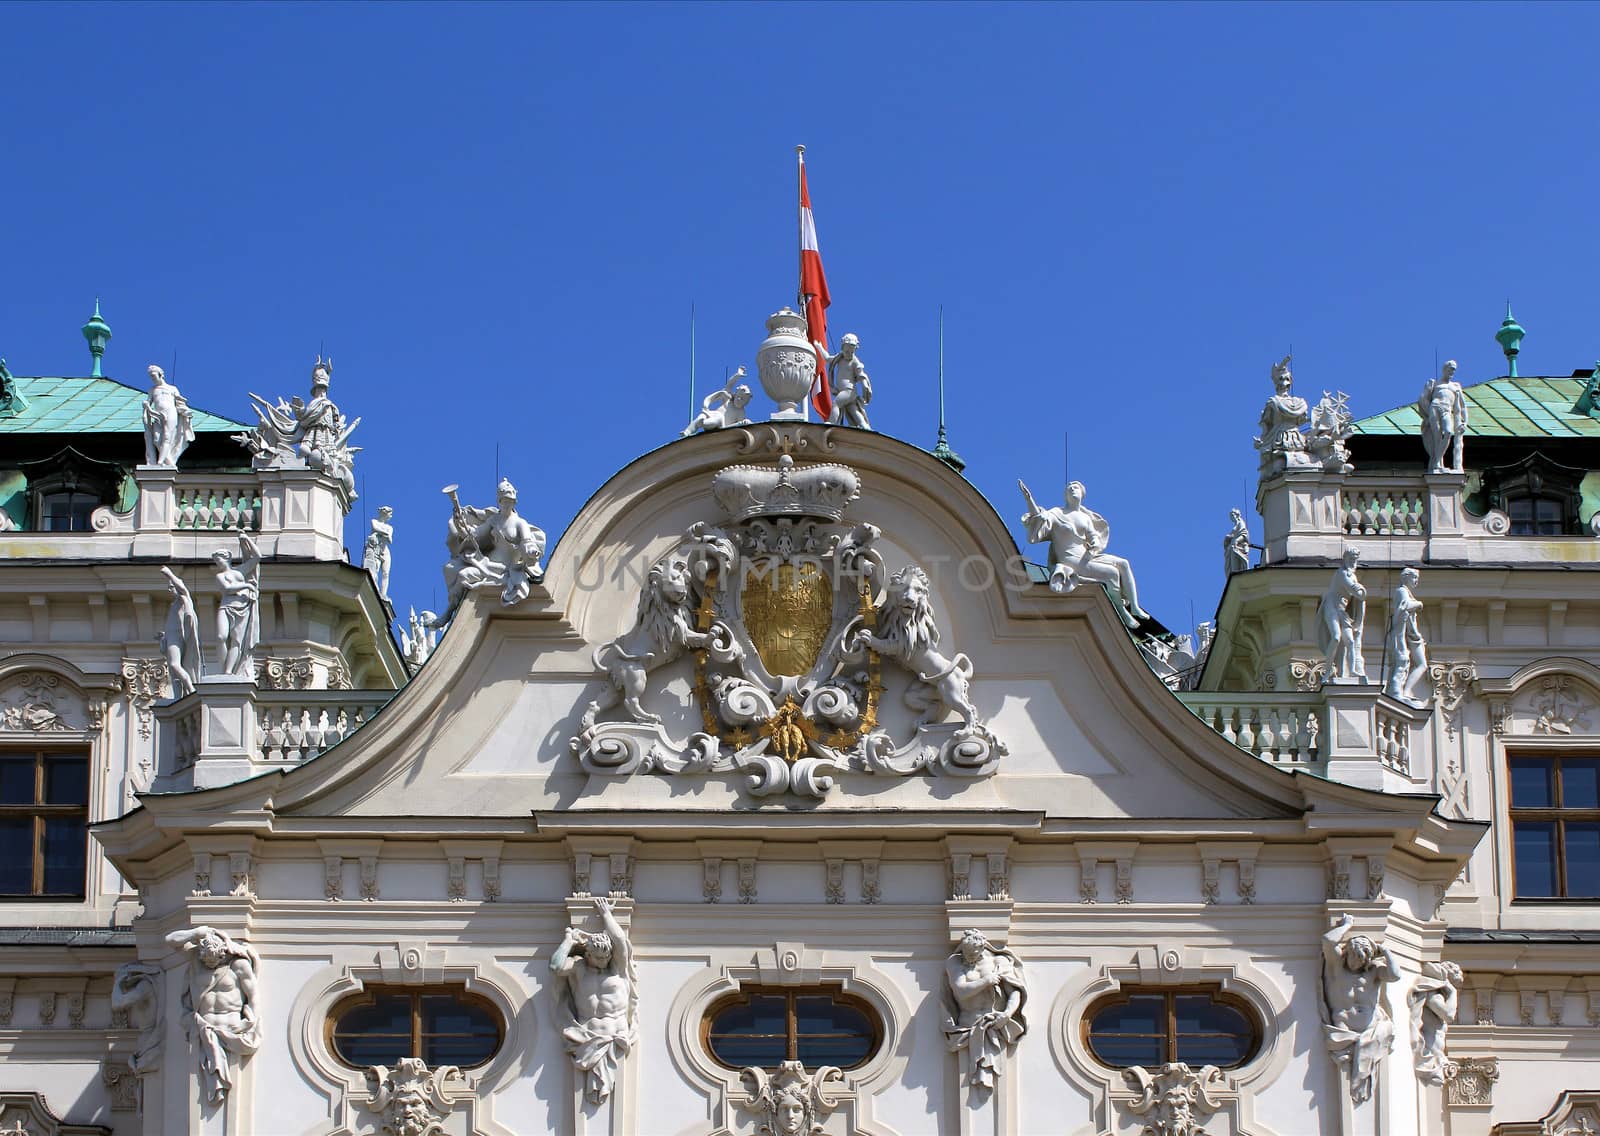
xmin=1444 ymin=1056 xmax=1498 ymax=1107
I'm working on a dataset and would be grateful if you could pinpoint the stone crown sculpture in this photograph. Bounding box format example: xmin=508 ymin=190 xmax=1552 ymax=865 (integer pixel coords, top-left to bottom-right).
xmin=710 ymin=454 xmax=861 ymax=522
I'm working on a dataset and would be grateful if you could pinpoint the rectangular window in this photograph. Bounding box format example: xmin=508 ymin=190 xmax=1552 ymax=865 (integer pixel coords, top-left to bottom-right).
xmin=0 ymin=750 xmax=89 ymax=898
xmin=1509 ymin=755 xmax=1600 ymax=899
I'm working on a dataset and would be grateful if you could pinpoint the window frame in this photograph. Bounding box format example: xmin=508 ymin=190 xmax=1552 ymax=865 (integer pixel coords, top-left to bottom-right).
xmin=1507 ymin=753 xmax=1600 ymax=901
xmin=700 ymin=984 xmax=883 ymax=1072
xmin=325 ymin=984 xmax=505 ymax=1071
xmin=1081 ymin=984 xmax=1262 ymax=1071
xmin=0 ymin=747 xmax=90 ymax=899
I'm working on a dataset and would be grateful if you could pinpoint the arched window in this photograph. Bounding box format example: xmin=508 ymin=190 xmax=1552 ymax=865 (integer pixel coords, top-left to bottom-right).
xmin=1084 ymin=987 xmax=1260 ymax=1069
xmin=328 ymin=986 xmax=502 ymax=1069
xmin=703 ymin=986 xmax=881 ymax=1071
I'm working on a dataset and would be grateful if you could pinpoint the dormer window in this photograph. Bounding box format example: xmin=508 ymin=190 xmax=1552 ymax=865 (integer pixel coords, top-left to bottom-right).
xmin=38 ymin=490 xmax=101 ymax=532
xmin=1506 ymin=494 xmax=1565 ymax=537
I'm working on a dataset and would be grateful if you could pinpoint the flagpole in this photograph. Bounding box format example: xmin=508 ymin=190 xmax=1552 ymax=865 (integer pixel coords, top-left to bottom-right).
xmin=796 ymin=145 xmax=806 ymax=313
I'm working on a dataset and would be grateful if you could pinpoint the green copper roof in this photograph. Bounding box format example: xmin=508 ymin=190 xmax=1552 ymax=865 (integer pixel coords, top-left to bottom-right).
xmin=0 ymin=374 xmax=247 ymax=434
xmin=1351 ymin=373 xmax=1600 ymax=439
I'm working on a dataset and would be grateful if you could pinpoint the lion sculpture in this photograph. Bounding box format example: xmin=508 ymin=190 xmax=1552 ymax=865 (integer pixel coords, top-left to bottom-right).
xmin=582 ymin=558 xmax=734 ymax=730
xmin=853 ymin=565 xmax=978 ymax=728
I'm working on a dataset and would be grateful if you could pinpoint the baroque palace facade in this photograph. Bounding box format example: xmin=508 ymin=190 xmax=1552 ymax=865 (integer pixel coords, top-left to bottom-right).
xmin=0 ymin=305 xmax=1597 ymax=1136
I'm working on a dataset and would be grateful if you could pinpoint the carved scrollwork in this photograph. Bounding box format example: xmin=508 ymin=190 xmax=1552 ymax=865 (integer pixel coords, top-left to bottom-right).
xmin=0 ymin=672 xmax=79 ymax=732
xmin=1123 ymin=1062 xmax=1225 ymax=1136
xmin=739 ymin=1061 xmax=841 ymax=1135
xmin=573 ymin=458 xmax=1005 ymax=800
xmin=362 ymin=1057 xmax=462 ymax=1136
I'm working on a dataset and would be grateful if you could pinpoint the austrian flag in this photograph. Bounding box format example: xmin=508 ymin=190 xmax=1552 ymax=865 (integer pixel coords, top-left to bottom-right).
xmin=798 ymin=147 xmax=832 ymax=420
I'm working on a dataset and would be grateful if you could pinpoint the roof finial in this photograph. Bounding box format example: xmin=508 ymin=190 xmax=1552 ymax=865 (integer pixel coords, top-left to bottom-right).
xmin=1495 ymin=301 xmax=1525 ymax=378
xmin=81 ymin=298 xmax=112 ymax=378
xmin=930 ymin=305 xmax=965 ymax=473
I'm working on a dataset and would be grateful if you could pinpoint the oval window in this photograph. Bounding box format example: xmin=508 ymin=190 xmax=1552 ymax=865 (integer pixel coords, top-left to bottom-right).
xmin=704 ymin=986 xmax=881 ymax=1071
xmin=329 ymin=986 xmax=503 ymax=1069
xmin=1085 ymin=987 xmax=1260 ymax=1069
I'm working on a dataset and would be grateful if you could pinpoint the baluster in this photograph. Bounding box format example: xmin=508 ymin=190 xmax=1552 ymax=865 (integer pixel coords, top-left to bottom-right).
xmin=1216 ymin=708 xmax=1238 ymax=747
xmin=178 ymin=488 xmax=199 ymax=530
xmin=1276 ymin=711 xmax=1295 ymax=762
xmin=1237 ymin=712 xmax=1257 ymax=754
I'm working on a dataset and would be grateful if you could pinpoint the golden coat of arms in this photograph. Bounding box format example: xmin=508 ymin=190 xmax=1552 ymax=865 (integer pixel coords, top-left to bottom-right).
xmin=741 ymin=561 xmax=833 ymax=677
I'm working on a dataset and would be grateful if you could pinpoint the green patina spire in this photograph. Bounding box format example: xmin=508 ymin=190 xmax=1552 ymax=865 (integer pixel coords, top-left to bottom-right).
xmin=81 ymin=299 xmax=112 ymax=378
xmin=1494 ymin=301 xmax=1525 ymax=378
xmin=930 ymin=306 xmax=965 ymax=473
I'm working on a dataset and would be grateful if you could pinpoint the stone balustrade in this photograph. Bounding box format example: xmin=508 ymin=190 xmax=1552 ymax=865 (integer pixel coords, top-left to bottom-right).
xmin=0 ymin=463 xmax=350 ymax=562
xmin=1181 ymin=693 xmax=1325 ymax=770
xmin=155 ymin=680 xmax=393 ymax=791
xmin=1340 ymin=477 xmax=1428 ymax=538
xmin=1182 ymin=683 xmax=1432 ymax=793
xmin=255 ymin=691 xmax=389 ymax=763
xmin=1257 ymin=467 xmax=1600 ymax=565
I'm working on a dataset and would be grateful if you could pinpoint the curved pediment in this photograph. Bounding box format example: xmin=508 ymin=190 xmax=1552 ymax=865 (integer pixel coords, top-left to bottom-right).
xmin=229 ymin=424 xmax=1380 ymax=827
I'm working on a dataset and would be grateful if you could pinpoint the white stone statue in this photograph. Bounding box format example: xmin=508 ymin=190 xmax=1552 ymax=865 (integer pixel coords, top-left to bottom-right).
xmin=1317 ymin=548 xmax=1368 ymax=683
xmin=853 ymin=566 xmax=979 ymax=729
xmin=682 ymin=367 xmax=753 ymax=436
xmin=1255 ymin=355 xmax=1310 ymax=474
xmin=110 ymin=962 xmax=164 ymax=1074
xmin=1321 ymin=913 xmax=1399 ymax=1105
xmin=1407 ymin=960 xmax=1463 ymax=1086
xmin=1223 ymin=508 xmax=1251 ymax=576
xmin=551 ymin=896 xmax=636 ymax=1106
xmin=1019 ymin=480 xmax=1151 ymax=628
xmin=434 ymin=480 xmax=546 ymax=621
xmin=236 ymin=356 xmax=361 ymax=499
xmin=943 ymin=928 xmax=1027 ymax=1093
xmin=164 ymin=925 xmax=261 ymax=1105
xmin=363 ymin=506 xmax=394 ymax=600
xmin=158 ymin=566 xmax=203 ymax=696
xmin=141 ymin=364 xmax=195 ymax=468
xmin=820 ymin=333 xmax=872 ymax=429
xmin=740 ymin=1061 xmax=842 ymax=1135
xmin=1384 ymin=567 xmax=1429 ymax=705
xmin=1308 ymin=389 xmax=1355 ymax=473
xmin=1255 ymin=356 xmax=1353 ymax=475
xmin=211 ymin=534 xmax=261 ymax=677
xmin=364 ymin=1057 xmax=461 ymax=1136
xmin=580 ymin=558 xmax=737 ymax=731
xmin=400 ymin=607 xmax=437 ymax=671
xmin=1419 ymin=360 xmax=1468 ymax=475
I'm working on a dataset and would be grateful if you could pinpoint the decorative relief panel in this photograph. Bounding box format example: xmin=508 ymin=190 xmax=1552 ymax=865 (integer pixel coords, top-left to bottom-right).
xmin=0 ymin=673 xmax=84 ymax=732
xmin=571 ymin=455 xmax=1007 ymax=801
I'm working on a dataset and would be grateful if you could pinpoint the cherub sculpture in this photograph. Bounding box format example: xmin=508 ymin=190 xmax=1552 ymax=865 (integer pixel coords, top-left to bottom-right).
xmin=683 ymin=367 xmax=753 ymax=436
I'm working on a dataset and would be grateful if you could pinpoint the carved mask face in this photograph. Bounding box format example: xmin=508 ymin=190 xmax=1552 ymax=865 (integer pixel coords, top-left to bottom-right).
xmin=776 ymin=1096 xmax=806 ymax=1134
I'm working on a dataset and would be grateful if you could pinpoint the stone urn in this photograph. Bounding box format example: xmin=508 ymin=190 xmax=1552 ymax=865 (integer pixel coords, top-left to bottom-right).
xmin=756 ymin=308 xmax=818 ymax=420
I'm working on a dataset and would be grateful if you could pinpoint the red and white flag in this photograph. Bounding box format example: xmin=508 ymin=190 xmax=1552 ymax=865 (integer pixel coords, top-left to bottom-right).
xmin=798 ymin=147 xmax=832 ymax=420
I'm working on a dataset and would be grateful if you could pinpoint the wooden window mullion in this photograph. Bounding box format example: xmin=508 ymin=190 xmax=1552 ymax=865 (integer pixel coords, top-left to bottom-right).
xmin=32 ymin=754 xmax=45 ymax=894
xmin=411 ymin=994 xmax=423 ymax=1059
xmin=786 ymin=991 xmax=799 ymax=1062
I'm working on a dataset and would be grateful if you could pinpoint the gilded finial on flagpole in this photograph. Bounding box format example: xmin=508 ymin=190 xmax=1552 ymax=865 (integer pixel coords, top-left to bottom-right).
xmin=796 ymin=144 xmax=805 ymax=155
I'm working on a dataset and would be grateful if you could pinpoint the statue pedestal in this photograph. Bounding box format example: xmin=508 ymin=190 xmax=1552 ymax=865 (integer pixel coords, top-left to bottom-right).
xmin=1423 ymin=473 xmax=1468 ymax=562
xmin=1257 ymin=468 xmax=1346 ymax=563
xmin=1321 ymin=686 xmax=1428 ymax=793
xmin=257 ymin=466 xmax=349 ymax=561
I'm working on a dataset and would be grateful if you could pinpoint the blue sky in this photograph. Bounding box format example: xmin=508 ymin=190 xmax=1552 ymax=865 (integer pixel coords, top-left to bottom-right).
xmin=4 ymin=2 xmax=1599 ymax=635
